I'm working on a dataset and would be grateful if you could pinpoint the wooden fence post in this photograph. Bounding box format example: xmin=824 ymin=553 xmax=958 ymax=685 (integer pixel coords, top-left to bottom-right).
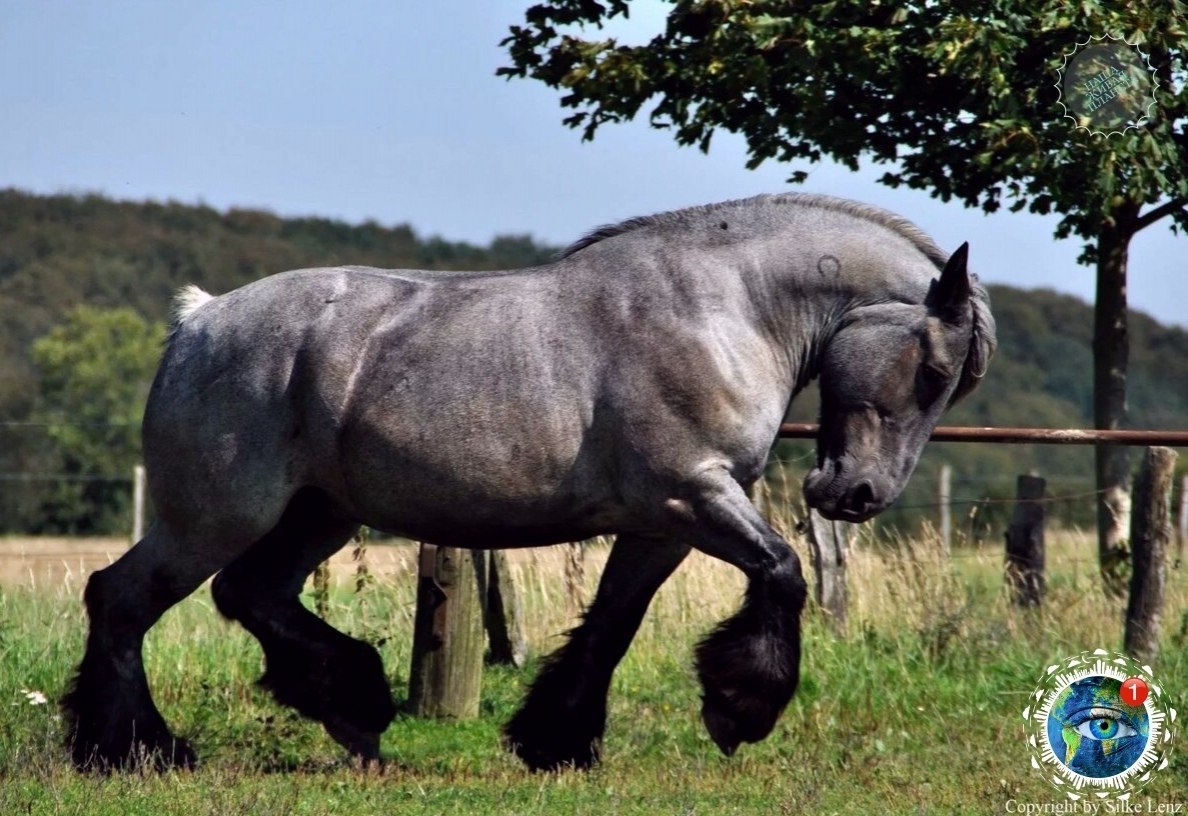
xmin=564 ymin=541 xmax=586 ymax=617
xmin=1176 ymin=474 xmax=1187 ymax=569
xmin=1124 ymin=446 xmax=1178 ymax=664
xmin=804 ymin=509 xmax=852 ymax=630
xmin=1004 ymin=474 xmax=1045 ymax=606
xmin=938 ymin=464 xmax=952 ymax=557
xmin=478 ymin=550 xmax=527 ymax=667
xmin=131 ymin=464 xmax=146 ymax=544
xmin=407 ymin=544 xmax=485 ymax=719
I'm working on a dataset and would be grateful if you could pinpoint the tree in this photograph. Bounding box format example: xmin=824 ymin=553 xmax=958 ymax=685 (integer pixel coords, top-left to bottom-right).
xmin=30 ymin=306 xmax=165 ymax=533
xmin=501 ymin=1 xmax=1188 ymax=593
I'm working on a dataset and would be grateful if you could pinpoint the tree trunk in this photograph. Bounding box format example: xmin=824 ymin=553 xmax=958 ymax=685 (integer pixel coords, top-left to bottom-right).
xmin=1094 ymin=202 xmax=1139 ymax=597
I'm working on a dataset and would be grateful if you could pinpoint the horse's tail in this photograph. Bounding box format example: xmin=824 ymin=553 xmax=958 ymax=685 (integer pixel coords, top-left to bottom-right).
xmin=167 ymin=284 xmax=215 ymax=343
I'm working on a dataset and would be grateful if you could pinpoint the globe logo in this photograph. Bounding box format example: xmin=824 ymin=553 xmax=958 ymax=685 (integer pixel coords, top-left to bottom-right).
xmin=1023 ymin=650 xmax=1176 ymax=799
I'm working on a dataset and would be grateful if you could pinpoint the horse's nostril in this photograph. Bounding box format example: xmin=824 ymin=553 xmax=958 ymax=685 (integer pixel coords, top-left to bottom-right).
xmin=845 ymin=481 xmax=876 ymax=515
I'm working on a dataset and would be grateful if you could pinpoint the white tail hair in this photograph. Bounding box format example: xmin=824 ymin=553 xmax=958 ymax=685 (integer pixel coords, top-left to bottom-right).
xmin=172 ymin=284 xmax=214 ymax=324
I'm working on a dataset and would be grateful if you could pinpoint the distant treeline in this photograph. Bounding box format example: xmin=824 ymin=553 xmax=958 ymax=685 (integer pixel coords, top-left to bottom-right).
xmin=1 ymin=189 xmax=1185 ymax=535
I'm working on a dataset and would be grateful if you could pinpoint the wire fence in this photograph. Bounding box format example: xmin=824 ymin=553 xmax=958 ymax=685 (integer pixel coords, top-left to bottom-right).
xmin=0 ymin=474 xmax=132 ymax=482
xmin=0 ymin=422 xmax=1184 ymax=546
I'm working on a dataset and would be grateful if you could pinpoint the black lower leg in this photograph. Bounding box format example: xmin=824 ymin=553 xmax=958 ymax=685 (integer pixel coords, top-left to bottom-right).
xmin=695 ymin=559 xmax=806 ymax=756
xmin=212 ymin=578 xmax=395 ymax=760
xmin=211 ymin=494 xmax=394 ymax=761
xmin=502 ymin=622 xmax=617 ymax=771
xmin=674 ymin=471 xmax=810 ymax=757
xmin=63 ymin=567 xmax=197 ymax=771
xmin=503 ymin=537 xmax=688 ymax=771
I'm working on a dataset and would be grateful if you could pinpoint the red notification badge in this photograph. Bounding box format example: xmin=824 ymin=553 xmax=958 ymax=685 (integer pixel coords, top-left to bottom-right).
xmin=1121 ymin=676 xmax=1149 ymax=707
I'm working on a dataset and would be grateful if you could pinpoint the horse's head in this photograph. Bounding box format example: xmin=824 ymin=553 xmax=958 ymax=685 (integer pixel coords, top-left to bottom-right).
xmin=804 ymin=243 xmax=996 ymax=522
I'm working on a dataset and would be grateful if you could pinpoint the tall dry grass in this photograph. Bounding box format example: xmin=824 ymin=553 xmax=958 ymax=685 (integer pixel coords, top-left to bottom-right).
xmin=2 ymin=498 xmax=1185 ymax=814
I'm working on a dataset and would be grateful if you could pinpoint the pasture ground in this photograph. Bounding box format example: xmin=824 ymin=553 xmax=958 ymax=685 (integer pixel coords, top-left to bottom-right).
xmin=1 ymin=527 xmax=1185 ymax=815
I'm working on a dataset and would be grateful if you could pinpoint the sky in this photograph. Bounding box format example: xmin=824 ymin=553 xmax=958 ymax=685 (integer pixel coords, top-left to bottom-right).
xmin=1 ymin=1 xmax=1184 ymax=328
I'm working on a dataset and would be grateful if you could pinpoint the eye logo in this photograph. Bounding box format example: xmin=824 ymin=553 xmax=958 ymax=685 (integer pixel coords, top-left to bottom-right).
xmin=1024 ymin=650 xmax=1176 ymax=799
xmin=1047 ymin=676 xmax=1147 ymax=777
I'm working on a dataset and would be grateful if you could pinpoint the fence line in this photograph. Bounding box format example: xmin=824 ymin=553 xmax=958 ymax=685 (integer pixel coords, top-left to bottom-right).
xmin=0 ymin=420 xmax=138 ymax=427
xmin=0 ymin=473 xmax=132 ymax=482
xmin=890 ymin=488 xmax=1110 ymax=511
xmin=778 ymin=423 xmax=1188 ymax=446
xmin=8 ymin=420 xmax=1188 ymax=445
xmin=1 ymin=422 xmax=1184 ymax=544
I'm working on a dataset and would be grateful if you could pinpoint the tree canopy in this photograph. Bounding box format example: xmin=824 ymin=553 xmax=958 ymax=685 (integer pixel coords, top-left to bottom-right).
xmin=501 ymin=1 xmax=1187 ymax=249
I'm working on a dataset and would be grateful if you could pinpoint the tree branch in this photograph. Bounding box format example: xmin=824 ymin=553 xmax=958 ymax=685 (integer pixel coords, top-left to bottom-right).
xmin=1135 ymin=198 xmax=1188 ymax=233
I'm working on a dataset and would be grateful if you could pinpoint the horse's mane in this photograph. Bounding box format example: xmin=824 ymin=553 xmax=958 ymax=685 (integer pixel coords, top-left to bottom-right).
xmin=561 ymin=192 xmax=995 ymax=404
xmin=559 ymin=193 xmax=951 ymax=271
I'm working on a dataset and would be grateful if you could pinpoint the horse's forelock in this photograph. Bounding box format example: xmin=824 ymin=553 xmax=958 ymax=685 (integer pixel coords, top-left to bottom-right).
xmin=949 ymin=279 xmax=997 ymax=406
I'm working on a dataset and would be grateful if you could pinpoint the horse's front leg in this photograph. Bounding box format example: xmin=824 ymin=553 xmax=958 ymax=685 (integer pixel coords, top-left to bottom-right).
xmin=679 ymin=468 xmax=808 ymax=757
xmin=503 ymin=535 xmax=689 ymax=771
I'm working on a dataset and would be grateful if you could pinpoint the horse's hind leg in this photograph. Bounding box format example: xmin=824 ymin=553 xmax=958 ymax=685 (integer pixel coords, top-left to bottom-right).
xmin=63 ymin=521 xmax=252 ymax=771
xmin=211 ymin=490 xmax=395 ymax=762
xmin=503 ymin=535 xmax=689 ymax=771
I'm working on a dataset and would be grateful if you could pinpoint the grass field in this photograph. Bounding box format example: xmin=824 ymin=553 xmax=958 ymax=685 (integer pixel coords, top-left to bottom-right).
xmin=1 ymin=525 xmax=1185 ymax=815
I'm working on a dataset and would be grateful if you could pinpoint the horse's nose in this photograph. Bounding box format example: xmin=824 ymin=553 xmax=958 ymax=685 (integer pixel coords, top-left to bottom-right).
xmin=842 ymin=480 xmax=877 ymax=518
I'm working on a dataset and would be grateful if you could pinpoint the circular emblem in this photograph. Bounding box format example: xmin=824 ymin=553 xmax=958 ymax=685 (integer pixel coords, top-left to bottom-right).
xmin=1023 ymin=650 xmax=1176 ymax=799
xmin=1055 ymin=34 xmax=1159 ymax=137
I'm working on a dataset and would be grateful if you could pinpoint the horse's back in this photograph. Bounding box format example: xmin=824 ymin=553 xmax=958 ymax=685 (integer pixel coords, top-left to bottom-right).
xmin=145 ymin=265 xmax=620 ymax=540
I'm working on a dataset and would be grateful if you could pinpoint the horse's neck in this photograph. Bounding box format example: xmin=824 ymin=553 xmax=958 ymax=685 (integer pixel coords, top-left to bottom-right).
xmin=738 ymin=264 xmax=839 ymax=399
xmin=744 ymin=235 xmax=931 ymax=395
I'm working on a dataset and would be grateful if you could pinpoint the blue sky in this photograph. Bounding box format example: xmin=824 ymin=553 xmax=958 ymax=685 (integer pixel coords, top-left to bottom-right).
xmin=1 ymin=1 xmax=1184 ymax=327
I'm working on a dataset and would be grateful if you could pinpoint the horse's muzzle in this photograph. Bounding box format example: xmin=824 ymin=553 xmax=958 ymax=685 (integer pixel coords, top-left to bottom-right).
xmin=803 ymin=468 xmax=887 ymax=523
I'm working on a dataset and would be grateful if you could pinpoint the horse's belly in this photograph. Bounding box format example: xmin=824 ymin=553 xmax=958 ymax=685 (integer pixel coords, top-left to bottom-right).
xmin=332 ymin=416 xmax=620 ymax=545
xmin=347 ymin=488 xmax=623 ymax=548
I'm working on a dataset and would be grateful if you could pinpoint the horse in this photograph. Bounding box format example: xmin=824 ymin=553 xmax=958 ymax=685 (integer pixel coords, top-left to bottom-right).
xmin=62 ymin=193 xmax=995 ymax=772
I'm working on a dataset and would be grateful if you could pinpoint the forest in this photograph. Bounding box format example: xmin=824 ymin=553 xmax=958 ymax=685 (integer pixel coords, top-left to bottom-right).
xmin=1 ymin=188 xmax=1185 ymax=535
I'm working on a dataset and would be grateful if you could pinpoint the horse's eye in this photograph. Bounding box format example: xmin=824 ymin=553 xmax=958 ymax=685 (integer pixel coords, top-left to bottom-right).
xmin=917 ymin=364 xmax=951 ymax=408
xmin=922 ymin=364 xmax=950 ymax=384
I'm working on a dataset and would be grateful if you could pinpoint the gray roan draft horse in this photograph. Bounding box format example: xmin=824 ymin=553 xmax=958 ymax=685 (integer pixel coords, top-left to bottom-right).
xmin=64 ymin=193 xmax=995 ymax=772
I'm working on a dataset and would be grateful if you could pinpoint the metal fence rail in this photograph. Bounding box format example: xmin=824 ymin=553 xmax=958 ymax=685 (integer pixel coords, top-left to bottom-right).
xmin=778 ymin=423 xmax=1188 ymax=446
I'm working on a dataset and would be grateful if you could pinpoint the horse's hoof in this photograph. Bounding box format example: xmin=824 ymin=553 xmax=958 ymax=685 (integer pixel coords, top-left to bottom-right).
xmin=701 ymin=691 xmax=741 ymax=756
xmin=323 ymin=715 xmax=381 ymax=763
xmin=151 ymin=736 xmax=198 ymax=772
xmin=700 ymin=683 xmax=786 ymax=758
xmin=501 ymin=716 xmax=600 ymax=772
xmin=71 ymin=734 xmax=197 ymax=773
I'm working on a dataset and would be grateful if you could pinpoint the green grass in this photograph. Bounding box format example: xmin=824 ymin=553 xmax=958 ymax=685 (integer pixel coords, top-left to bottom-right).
xmin=1 ymin=531 xmax=1185 ymax=815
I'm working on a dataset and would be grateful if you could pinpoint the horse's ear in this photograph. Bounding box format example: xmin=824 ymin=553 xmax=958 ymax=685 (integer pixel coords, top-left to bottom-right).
xmin=929 ymin=242 xmax=993 ymax=405
xmin=927 ymin=242 xmax=971 ymax=320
